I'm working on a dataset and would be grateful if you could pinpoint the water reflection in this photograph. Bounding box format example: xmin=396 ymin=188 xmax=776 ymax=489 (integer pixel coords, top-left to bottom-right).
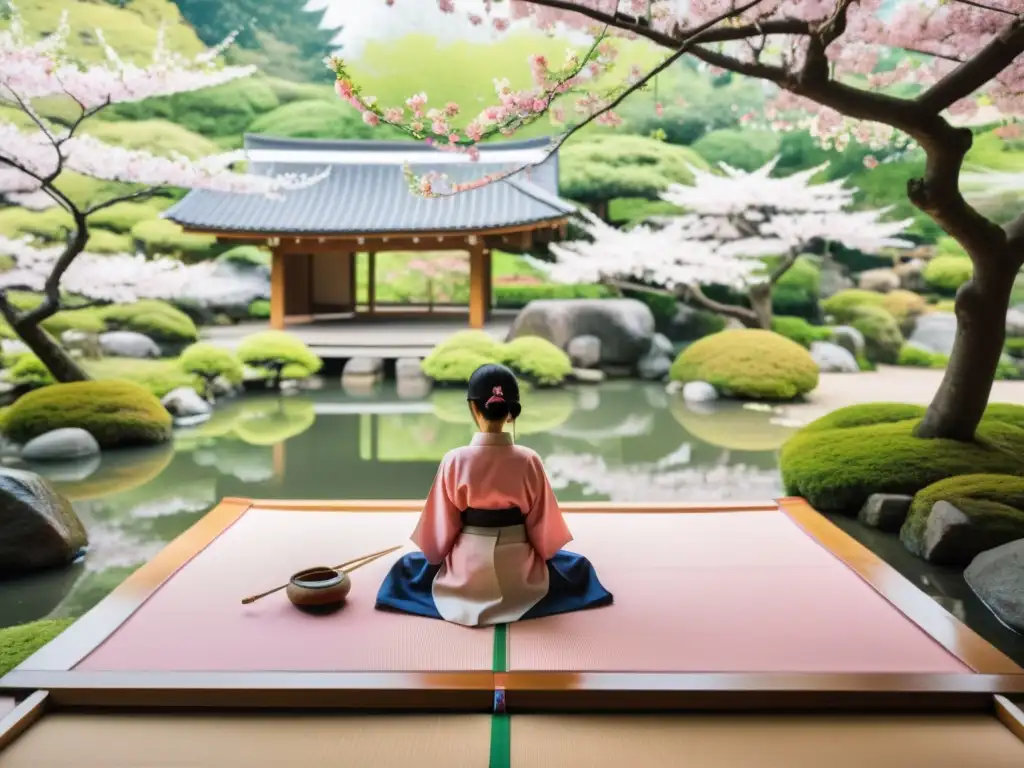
xmin=0 ymin=382 xmax=794 ymax=627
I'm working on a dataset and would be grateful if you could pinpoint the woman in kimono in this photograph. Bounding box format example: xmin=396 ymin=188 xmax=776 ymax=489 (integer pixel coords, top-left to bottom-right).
xmin=376 ymin=363 xmax=612 ymax=627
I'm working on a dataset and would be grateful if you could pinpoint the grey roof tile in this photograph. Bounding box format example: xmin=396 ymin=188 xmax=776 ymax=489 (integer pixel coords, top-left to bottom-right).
xmin=163 ymin=136 xmax=574 ymax=235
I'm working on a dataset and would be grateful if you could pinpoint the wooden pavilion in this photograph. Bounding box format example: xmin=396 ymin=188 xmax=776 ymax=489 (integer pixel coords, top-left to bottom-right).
xmin=163 ymin=135 xmax=576 ymax=330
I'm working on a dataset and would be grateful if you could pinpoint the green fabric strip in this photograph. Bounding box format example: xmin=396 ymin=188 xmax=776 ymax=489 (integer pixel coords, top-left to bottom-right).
xmin=489 ymin=624 xmax=510 ymax=768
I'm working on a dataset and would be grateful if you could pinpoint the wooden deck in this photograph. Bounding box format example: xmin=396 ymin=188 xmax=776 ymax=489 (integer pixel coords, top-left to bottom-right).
xmin=203 ymin=310 xmax=515 ymax=359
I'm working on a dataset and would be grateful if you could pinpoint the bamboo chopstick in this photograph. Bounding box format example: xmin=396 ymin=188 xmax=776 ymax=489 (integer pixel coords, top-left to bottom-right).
xmin=241 ymin=544 xmax=404 ymax=605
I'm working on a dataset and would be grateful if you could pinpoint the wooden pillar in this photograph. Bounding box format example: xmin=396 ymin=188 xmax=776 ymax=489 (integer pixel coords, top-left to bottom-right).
xmin=270 ymin=247 xmax=286 ymax=330
xmin=367 ymin=251 xmax=377 ymax=314
xmin=482 ymin=248 xmax=493 ymax=321
xmin=468 ymin=241 xmax=486 ymax=329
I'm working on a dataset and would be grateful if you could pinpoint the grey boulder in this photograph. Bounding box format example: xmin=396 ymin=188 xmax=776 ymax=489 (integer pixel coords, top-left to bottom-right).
xmin=567 ymin=335 xmax=602 ymax=369
xmin=21 ymin=428 xmax=100 ymax=462
xmin=964 ymin=539 xmax=1024 ymax=635
xmin=161 ymin=387 xmax=212 ymax=419
xmin=682 ymin=381 xmax=718 ymax=403
xmin=810 ymin=341 xmax=859 ymax=373
xmin=830 ymin=326 xmax=865 ymax=358
xmin=0 ymin=468 xmax=87 ymax=578
xmin=99 ymin=331 xmax=161 ymax=359
xmin=636 ymin=333 xmax=673 ymax=381
xmin=908 ymin=313 xmax=957 ymax=356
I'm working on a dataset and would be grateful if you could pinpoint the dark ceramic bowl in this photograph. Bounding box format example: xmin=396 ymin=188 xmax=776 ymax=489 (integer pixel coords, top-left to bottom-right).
xmin=285 ymin=566 xmax=351 ymax=613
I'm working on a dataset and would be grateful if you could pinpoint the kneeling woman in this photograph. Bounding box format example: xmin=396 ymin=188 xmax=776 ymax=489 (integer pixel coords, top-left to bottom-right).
xmin=376 ymin=363 xmax=612 ymax=627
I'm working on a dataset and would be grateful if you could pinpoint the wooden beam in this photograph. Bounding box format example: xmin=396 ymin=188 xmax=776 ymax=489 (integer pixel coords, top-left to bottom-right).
xmin=367 ymin=251 xmax=377 ymax=314
xmin=270 ymin=248 xmax=285 ymax=330
xmin=468 ymin=242 xmax=486 ymax=329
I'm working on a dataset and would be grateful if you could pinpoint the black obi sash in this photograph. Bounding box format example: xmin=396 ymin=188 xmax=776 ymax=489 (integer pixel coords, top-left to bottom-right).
xmin=460 ymin=506 xmax=525 ymax=528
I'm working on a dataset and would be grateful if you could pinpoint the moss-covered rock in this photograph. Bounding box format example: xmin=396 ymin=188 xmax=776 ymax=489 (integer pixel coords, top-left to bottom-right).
xmin=84 ymin=358 xmax=198 ymax=398
xmin=822 ymin=289 xmax=886 ymax=322
xmin=780 ymin=403 xmax=1024 ymax=513
xmin=849 ymin=305 xmax=904 ymax=364
xmin=880 ymin=290 xmax=928 ymax=329
xmin=237 ymin=331 xmax=322 ymax=384
xmin=770 ymin=316 xmax=831 ymax=349
xmin=178 ymin=342 xmax=243 ymax=395
xmin=900 ymin=474 xmax=1024 ymax=566
xmin=2 ymin=354 xmax=55 ymax=389
xmin=130 ymin=219 xmax=218 ymax=260
xmin=98 ymin=300 xmax=198 ymax=345
xmin=247 ymin=299 xmax=271 ymax=319
xmin=500 ymin=336 xmax=573 ymax=386
xmin=0 ymin=618 xmax=75 ymax=677
xmin=669 ymin=329 xmax=819 ymax=401
xmin=3 ymin=381 xmax=173 ymax=448
xmin=85 ymin=229 xmax=134 ymax=255
xmin=923 ymin=255 xmax=973 ymax=295
xmin=421 ymin=347 xmax=496 ymax=385
xmin=217 ymin=245 xmax=270 ymax=270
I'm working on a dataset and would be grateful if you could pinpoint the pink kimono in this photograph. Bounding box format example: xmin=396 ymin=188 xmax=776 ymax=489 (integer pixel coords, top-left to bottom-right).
xmin=376 ymin=432 xmax=613 ymax=627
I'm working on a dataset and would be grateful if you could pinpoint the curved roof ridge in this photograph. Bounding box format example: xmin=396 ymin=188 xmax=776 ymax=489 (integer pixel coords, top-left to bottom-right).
xmin=242 ymin=134 xmax=557 ymax=153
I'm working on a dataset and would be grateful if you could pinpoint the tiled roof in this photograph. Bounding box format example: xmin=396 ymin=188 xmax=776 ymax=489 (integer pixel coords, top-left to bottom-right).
xmin=163 ymin=135 xmax=574 ymax=235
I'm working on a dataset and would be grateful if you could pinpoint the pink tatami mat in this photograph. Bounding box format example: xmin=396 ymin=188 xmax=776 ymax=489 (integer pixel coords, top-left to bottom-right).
xmin=77 ymin=509 xmax=494 ymax=672
xmin=508 ymin=511 xmax=970 ymax=674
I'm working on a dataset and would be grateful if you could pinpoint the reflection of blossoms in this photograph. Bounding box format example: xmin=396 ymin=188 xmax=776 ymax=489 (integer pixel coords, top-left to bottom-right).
xmin=543 ymin=452 xmax=783 ymax=502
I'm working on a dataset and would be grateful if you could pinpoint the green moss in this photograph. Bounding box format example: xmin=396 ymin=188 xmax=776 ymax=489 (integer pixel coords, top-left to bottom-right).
xmin=217 ymin=245 xmax=270 ymax=269
xmin=881 ymin=290 xmax=928 ymax=325
xmin=771 ymin=316 xmax=831 ymax=349
xmin=248 ymin=299 xmax=270 ymax=319
xmin=771 ymin=256 xmax=821 ymax=319
xmin=897 ymin=344 xmax=948 ymax=368
xmin=780 ymin=403 xmax=1024 ymax=513
xmin=500 ymin=336 xmax=573 ymax=387
xmin=237 ymin=331 xmax=322 ymax=381
xmin=0 ymin=618 xmax=75 ymax=677
xmin=669 ymin=329 xmax=819 ymax=401
xmin=89 ymin=201 xmax=165 ymax=234
xmin=0 ymin=206 xmax=73 ymax=242
xmin=99 ymin=300 xmax=198 ymax=345
xmin=923 ymin=255 xmax=974 ymax=295
xmin=1005 ymin=338 xmax=1024 ymax=359
xmin=494 ymin=283 xmax=614 ymax=308
xmin=130 ymin=219 xmax=218 ymax=260
xmin=85 ymin=229 xmax=134 ymax=255
xmin=179 ymin=342 xmax=243 ymax=393
xmin=850 ymin=305 xmax=904 ymax=364
xmin=3 ymin=380 xmax=173 ymax=448
xmin=84 ymin=358 xmax=198 ymax=399
xmin=2 ymin=354 xmax=55 ymax=388
xmin=83 ymin=119 xmax=219 ymax=159
xmin=691 ymin=128 xmax=781 ymax=172
xmin=900 ymin=474 xmax=1024 ymax=564
xmin=822 ymin=289 xmax=886 ymax=322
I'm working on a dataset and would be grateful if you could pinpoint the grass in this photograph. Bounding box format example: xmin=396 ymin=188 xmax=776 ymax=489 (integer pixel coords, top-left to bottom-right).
xmin=0 ymin=619 xmax=75 ymax=677
xmin=84 ymin=358 xmax=199 ymax=398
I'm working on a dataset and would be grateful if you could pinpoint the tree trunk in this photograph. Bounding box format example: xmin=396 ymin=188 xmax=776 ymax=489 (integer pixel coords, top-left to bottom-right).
xmin=683 ymin=284 xmax=761 ymax=329
xmin=12 ymin=320 xmax=90 ymax=383
xmin=914 ymin=259 xmax=1016 ymax=441
xmin=747 ymin=285 xmax=773 ymax=330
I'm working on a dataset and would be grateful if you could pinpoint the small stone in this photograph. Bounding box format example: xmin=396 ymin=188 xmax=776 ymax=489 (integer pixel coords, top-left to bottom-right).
xmin=298 ymin=375 xmax=326 ymax=391
xmin=810 ymin=341 xmax=859 ymax=373
xmin=571 ymin=367 xmax=605 ymax=384
xmin=964 ymin=539 xmax=1024 ymax=635
xmin=174 ymin=413 xmax=211 ymax=428
xmin=650 ymin=333 xmax=674 ymax=356
xmin=857 ymin=267 xmax=901 ymax=293
xmin=921 ymin=501 xmax=972 ymax=564
xmin=858 ymin=493 xmax=913 ymax=532
xmin=567 ymin=335 xmax=602 ymax=369
xmin=637 ymin=335 xmax=672 ymax=381
xmin=161 ymin=387 xmax=212 ymax=419
xmin=395 ymin=357 xmax=425 ymax=379
xmin=682 ymin=381 xmax=718 ymax=403
xmin=99 ymin=331 xmax=161 ymax=359
xmin=210 ymin=375 xmax=239 ymax=398
xmin=343 ymin=357 xmax=384 ymax=378
xmin=909 ymin=313 xmax=957 ymax=356
xmin=830 ymin=326 xmax=865 ymax=358
xmin=61 ymin=330 xmax=101 ymax=360
xmin=21 ymin=428 xmax=100 ymax=462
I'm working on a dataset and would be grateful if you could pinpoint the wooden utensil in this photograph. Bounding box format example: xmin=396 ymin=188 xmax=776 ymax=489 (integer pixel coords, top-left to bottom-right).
xmin=240 ymin=544 xmax=403 ymax=605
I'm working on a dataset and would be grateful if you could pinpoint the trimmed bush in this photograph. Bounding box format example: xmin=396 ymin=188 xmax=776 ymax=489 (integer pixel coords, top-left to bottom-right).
xmin=248 ymin=299 xmax=271 ymax=319
xmin=849 ymin=305 xmax=904 ymax=364
xmin=822 ymin=289 xmax=885 ymax=323
xmin=89 ymin=201 xmax=164 ymax=234
xmin=771 ymin=255 xmax=821 ymax=320
xmin=217 ymin=245 xmax=270 ymax=269
xmin=0 ymin=619 xmax=75 ymax=678
xmin=897 ymin=344 xmax=947 ymax=368
xmin=880 ymin=290 xmax=928 ymax=327
xmin=3 ymin=380 xmax=173 ymax=448
xmin=923 ymin=255 xmax=973 ymax=295
xmin=771 ymin=316 xmax=831 ymax=349
xmin=84 ymin=358 xmax=198 ymax=399
xmin=130 ymin=219 xmax=218 ymax=260
xmin=1006 ymin=338 xmax=1024 ymax=359
xmin=237 ymin=331 xmax=323 ymax=385
xmin=669 ymin=329 xmax=819 ymax=400
xmin=2 ymin=354 xmax=55 ymax=388
xmin=901 ymin=474 xmax=1024 ymax=565
xmin=500 ymin=336 xmax=573 ymax=387
xmin=691 ymin=128 xmax=780 ymax=172
xmin=85 ymin=229 xmax=134 ymax=254
xmin=178 ymin=342 xmax=243 ymax=396
xmin=421 ymin=347 xmax=496 ymax=385
xmin=780 ymin=403 xmax=1024 ymax=513
xmin=99 ymin=300 xmax=198 ymax=345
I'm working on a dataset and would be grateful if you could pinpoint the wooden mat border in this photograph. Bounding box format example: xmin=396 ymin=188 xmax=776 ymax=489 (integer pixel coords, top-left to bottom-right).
xmin=1 ymin=497 xmax=1022 ymax=712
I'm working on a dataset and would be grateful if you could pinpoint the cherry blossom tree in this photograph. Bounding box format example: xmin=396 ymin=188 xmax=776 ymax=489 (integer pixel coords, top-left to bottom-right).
xmin=339 ymin=0 xmax=1024 ymax=442
xmin=0 ymin=8 xmax=326 ymax=382
xmin=545 ymin=158 xmax=913 ymax=328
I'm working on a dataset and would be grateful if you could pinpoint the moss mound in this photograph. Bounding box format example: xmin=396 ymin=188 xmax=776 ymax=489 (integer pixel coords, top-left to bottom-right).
xmin=897 ymin=344 xmax=947 ymax=368
xmin=0 ymin=618 xmax=75 ymax=677
xmin=421 ymin=331 xmax=572 ymax=386
xmin=99 ymin=300 xmax=198 ymax=344
xmin=500 ymin=336 xmax=573 ymax=387
xmin=849 ymin=305 xmax=904 ymax=364
xmin=669 ymin=329 xmax=819 ymax=401
xmin=237 ymin=331 xmax=322 ymax=381
xmin=2 ymin=354 xmax=55 ymax=389
xmin=178 ymin=342 xmax=243 ymax=390
xmin=84 ymin=358 xmax=198 ymax=398
xmin=770 ymin=316 xmax=831 ymax=349
xmin=881 ymin=290 xmax=927 ymax=327
xmin=923 ymin=255 xmax=973 ymax=295
xmin=900 ymin=474 xmax=1024 ymax=565
xmin=4 ymin=381 xmax=173 ymax=448
xmin=780 ymin=403 xmax=1024 ymax=513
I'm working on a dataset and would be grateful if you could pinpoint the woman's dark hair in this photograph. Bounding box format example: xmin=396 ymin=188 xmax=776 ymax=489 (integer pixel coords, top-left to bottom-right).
xmin=467 ymin=363 xmax=522 ymax=422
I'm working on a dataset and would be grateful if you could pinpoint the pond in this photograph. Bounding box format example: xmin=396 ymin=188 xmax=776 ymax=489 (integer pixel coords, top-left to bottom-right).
xmin=1 ymin=380 xmax=1021 ymax=667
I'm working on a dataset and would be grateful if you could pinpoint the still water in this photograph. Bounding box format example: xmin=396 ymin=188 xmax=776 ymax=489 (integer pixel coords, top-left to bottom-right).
xmin=1 ymin=381 xmax=1021 ymax=666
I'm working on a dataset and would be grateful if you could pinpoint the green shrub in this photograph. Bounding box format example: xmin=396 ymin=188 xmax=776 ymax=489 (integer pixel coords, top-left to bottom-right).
xmin=1005 ymin=338 xmax=1024 ymax=359
xmin=430 ymin=330 xmax=504 ymax=359
xmin=771 ymin=316 xmax=831 ymax=349
xmin=900 ymin=474 xmax=1024 ymax=565
xmin=935 ymin=237 xmax=967 ymax=258
xmin=84 ymin=358 xmax=198 ymax=399
xmin=897 ymin=344 xmax=947 ymax=368
xmin=822 ymin=289 xmax=886 ymax=322
xmin=692 ymin=128 xmax=781 ymax=172
xmin=772 ymin=255 xmax=821 ymax=319
xmin=130 ymin=219 xmax=218 ymax=260
xmin=248 ymin=299 xmax=271 ymax=319
xmin=89 ymin=201 xmax=164 ymax=234
xmin=0 ymin=207 xmax=73 ymax=242
xmin=494 ymin=283 xmax=614 ymax=308
xmin=3 ymin=380 xmax=173 ymax=447
xmin=237 ymin=331 xmax=322 ymax=384
xmin=881 ymin=290 xmax=928 ymax=327
xmin=421 ymin=347 xmax=497 ymax=385
xmin=3 ymin=354 xmax=55 ymax=388
xmin=84 ymin=118 xmax=219 ymax=159
xmin=0 ymin=618 xmax=75 ymax=678
xmin=85 ymin=229 xmax=134 ymax=254
xmin=780 ymin=403 xmax=1024 ymax=513
xmin=179 ymin=342 xmax=243 ymax=395
xmin=850 ymin=305 xmax=904 ymax=364
xmin=500 ymin=336 xmax=573 ymax=386
xmin=923 ymin=255 xmax=973 ymax=295
xmin=217 ymin=245 xmax=270 ymax=269
xmin=99 ymin=301 xmax=198 ymax=344
xmin=669 ymin=329 xmax=819 ymax=400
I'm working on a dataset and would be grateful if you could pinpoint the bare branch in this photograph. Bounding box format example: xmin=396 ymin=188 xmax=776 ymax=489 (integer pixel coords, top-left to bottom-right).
xmin=683 ymin=283 xmax=760 ymax=327
xmin=85 ymin=186 xmax=162 ymax=216
xmin=766 ymin=247 xmax=801 ymax=286
xmin=952 ymin=0 xmax=1020 ymax=16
